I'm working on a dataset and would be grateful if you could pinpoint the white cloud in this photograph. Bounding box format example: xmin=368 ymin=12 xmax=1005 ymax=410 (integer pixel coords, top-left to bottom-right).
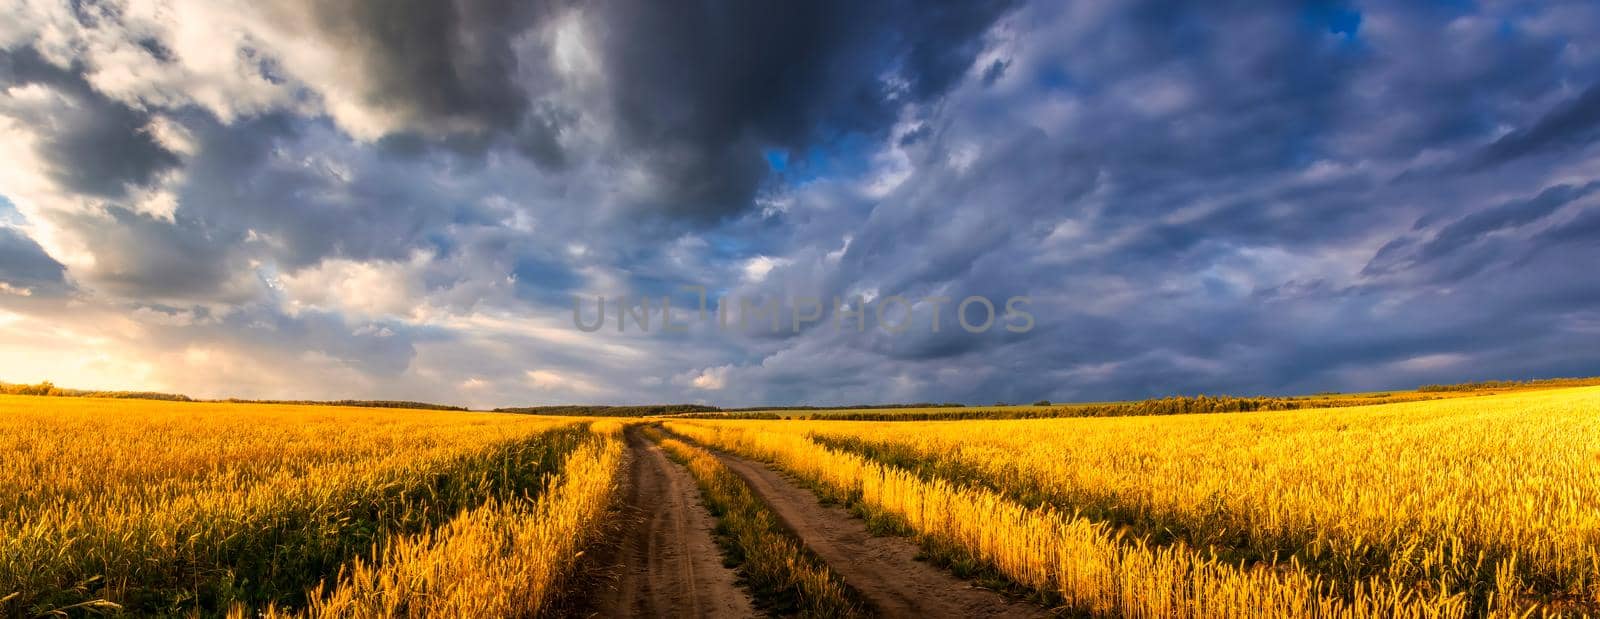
xmin=741 ymin=255 xmax=792 ymax=283
xmin=352 ymin=324 xmax=395 ymax=338
xmin=277 ymin=252 xmax=432 ymax=319
xmin=1392 ymin=353 xmax=1471 ymax=373
xmin=688 ymin=365 xmax=730 ymax=391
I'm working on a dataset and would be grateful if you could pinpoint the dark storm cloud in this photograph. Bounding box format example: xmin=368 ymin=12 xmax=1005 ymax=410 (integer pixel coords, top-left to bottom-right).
xmin=5 ymin=0 xmax=1600 ymax=406
xmin=595 ymin=0 xmax=1016 ymax=219
xmin=1474 ymin=83 xmax=1600 ymax=169
xmin=57 ymin=207 xmax=242 ymax=301
xmin=683 ymin=0 xmax=1600 ymax=406
xmin=167 ymin=113 xmax=495 ymax=272
xmin=260 ymin=0 xmax=1018 ymax=220
xmin=0 ymin=226 xmax=66 ymax=288
xmin=1332 ymin=1 xmax=1576 ymax=162
xmin=1416 ymin=182 xmax=1600 ymax=261
xmin=1361 ymin=181 xmax=1600 ymax=284
xmin=0 ymin=0 xmax=1018 ymax=296
xmin=1538 ymin=207 xmax=1600 ymax=246
xmin=0 ymin=48 xmax=179 ymax=199
xmin=281 ymin=0 xmax=549 ymax=137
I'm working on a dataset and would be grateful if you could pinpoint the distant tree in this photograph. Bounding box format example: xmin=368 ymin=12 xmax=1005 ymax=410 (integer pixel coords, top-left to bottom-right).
xmin=494 ymin=404 xmax=720 ymax=417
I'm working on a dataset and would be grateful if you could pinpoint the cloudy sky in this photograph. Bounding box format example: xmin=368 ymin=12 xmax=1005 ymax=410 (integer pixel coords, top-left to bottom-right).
xmin=1 ymin=1 xmax=1598 ymax=408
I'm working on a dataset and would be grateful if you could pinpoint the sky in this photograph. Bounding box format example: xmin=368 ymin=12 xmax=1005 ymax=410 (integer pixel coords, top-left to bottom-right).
xmin=1 ymin=0 xmax=1599 ymax=408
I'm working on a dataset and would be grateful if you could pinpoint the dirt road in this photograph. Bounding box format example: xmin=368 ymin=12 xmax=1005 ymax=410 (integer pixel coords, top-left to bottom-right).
xmin=582 ymin=429 xmax=755 ymax=618
xmin=714 ymin=450 xmax=1052 ymax=619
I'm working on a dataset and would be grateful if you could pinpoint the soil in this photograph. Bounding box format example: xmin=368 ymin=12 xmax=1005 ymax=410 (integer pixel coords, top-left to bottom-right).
xmin=713 ymin=450 xmax=1053 ymax=618
xmin=577 ymin=429 xmax=756 ymax=618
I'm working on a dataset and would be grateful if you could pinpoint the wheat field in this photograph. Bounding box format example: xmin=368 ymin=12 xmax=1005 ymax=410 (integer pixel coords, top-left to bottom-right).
xmin=1 ymin=386 xmax=1594 ymax=617
xmin=665 ymin=386 xmax=1600 ymax=617
xmin=0 ymin=396 xmax=623 ymax=617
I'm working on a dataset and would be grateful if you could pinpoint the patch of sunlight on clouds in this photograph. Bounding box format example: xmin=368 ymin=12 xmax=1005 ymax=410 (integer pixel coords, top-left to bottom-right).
xmin=741 ymin=255 xmax=792 ymax=283
xmin=526 ymin=369 xmax=600 ymax=395
xmin=277 ymin=252 xmax=432 ymax=319
xmin=688 ymin=365 xmax=730 ymax=391
xmin=1393 ymin=353 xmax=1471 ymax=372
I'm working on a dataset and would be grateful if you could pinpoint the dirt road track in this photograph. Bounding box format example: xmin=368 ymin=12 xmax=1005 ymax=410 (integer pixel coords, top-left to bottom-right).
xmin=714 ymin=450 xmax=1053 ymax=619
xmin=581 ymin=429 xmax=755 ymax=618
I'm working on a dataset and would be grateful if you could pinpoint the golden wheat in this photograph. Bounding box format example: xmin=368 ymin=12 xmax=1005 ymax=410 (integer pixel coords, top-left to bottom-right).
xmin=0 ymin=395 xmax=597 ymax=615
xmin=288 ymin=434 xmax=624 ymax=618
xmin=797 ymin=387 xmax=1600 ymax=611
xmin=667 ymin=386 xmax=1600 ymax=617
xmin=7 ymin=385 xmax=1593 ymax=617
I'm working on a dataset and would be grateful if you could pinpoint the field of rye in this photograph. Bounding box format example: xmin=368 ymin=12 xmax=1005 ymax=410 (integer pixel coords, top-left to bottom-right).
xmin=0 ymin=385 xmax=1594 ymax=617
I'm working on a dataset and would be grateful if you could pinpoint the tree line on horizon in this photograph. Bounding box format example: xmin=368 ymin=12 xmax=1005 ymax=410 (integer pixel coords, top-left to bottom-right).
xmin=0 ymin=381 xmax=465 ymax=411
xmin=5 ymin=374 xmax=1597 ymax=418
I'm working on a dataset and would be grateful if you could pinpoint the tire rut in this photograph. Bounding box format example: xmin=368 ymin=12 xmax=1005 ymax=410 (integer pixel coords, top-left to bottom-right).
xmin=581 ymin=429 xmax=755 ymax=618
xmin=712 ymin=449 xmax=1053 ymax=618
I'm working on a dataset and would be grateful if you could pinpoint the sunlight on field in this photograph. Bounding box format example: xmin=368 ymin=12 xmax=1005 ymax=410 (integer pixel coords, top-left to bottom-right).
xmin=668 ymin=386 xmax=1600 ymax=617
xmin=3 ymin=387 xmax=1595 ymax=617
xmin=287 ymin=433 xmax=624 ymax=618
xmin=0 ymin=396 xmax=622 ymax=616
